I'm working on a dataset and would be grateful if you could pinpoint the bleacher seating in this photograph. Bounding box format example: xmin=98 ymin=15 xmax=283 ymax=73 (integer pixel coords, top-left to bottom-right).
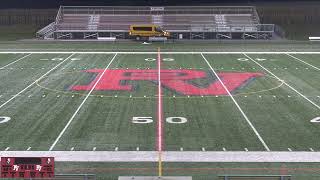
xmin=37 ymin=6 xmax=275 ymax=39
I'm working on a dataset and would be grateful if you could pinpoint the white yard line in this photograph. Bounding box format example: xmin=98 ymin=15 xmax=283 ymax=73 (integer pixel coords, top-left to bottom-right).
xmin=0 ymin=53 xmax=75 ymax=110
xmin=3 ymin=151 xmax=320 ymax=162
xmin=49 ymin=53 xmax=118 ymax=151
xmin=244 ymin=54 xmax=320 ymax=110
xmin=1 ymin=51 xmax=320 ymax=54
xmin=201 ymin=53 xmax=270 ymax=151
xmin=0 ymin=53 xmax=32 ymax=69
xmin=286 ymin=53 xmax=320 ymax=71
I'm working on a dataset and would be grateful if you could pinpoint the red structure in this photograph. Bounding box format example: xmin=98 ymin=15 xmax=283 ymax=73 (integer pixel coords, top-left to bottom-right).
xmin=1 ymin=157 xmax=54 ymax=178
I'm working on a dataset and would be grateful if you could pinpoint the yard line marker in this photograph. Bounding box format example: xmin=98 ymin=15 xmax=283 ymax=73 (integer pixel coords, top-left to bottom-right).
xmin=49 ymin=53 xmax=118 ymax=151
xmin=244 ymin=54 xmax=320 ymax=110
xmin=27 ymin=147 xmax=31 ymax=151
xmin=288 ymin=148 xmax=292 ymax=152
xmin=310 ymin=148 xmax=315 ymax=152
xmin=0 ymin=53 xmax=31 ymax=70
xmin=5 ymin=147 xmax=10 ymax=151
xmin=0 ymin=53 xmax=75 ymax=110
xmin=115 ymin=147 xmax=118 ymax=151
xmin=201 ymin=54 xmax=270 ymax=151
xmin=286 ymin=53 xmax=320 ymax=71
xmin=93 ymin=147 xmax=96 ymax=151
xmin=157 ymin=47 xmax=164 ymax=177
xmin=223 ymin=147 xmax=227 ymax=151
xmin=202 ymin=147 xmax=206 ymax=151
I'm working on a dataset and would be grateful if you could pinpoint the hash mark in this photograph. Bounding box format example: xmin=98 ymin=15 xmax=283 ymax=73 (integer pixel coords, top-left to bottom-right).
xmin=244 ymin=148 xmax=248 ymax=152
xmin=223 ymin=147 xmax=226 ymax=151
xmin=70 ymin=147 xmax=75 ymax=151
xmin=136 ymin=147 xmax=140 ymax=151
xmin=310 ymin=148 xmax=314 ymax=152
xmin=201 ymin=147 xmax=206 ymax=151
xmin=180 ymin=147 xmax=183 ymax=151
xmin=115 ymin=147 xmax=118 ymax=151
xmin=288 ymin=148 xmax=292 ymax=151
xmin=5 ymin=147 xmax=10 ymax=151
xmin=27 ymin=147 xmax=31 ymax=151
xmin=93 ymin=147 xmax=96 ymax=151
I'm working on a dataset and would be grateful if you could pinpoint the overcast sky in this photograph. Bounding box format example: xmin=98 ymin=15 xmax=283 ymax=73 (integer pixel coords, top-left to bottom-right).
xmin=0 ymin=0 xmax=317 ymax=8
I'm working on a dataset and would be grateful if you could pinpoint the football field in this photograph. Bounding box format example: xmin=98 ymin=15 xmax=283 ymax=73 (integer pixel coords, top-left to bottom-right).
xmin=0 ymin=50 xmax=319 ymax=153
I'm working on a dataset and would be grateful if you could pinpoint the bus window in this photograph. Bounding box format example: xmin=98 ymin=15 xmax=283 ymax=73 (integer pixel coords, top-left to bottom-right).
xmin=155 ymin=26 xmax=163 ymax=32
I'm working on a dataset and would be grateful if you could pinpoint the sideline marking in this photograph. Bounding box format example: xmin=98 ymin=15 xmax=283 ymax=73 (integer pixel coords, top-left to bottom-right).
xmin=4 ymin=151 xmax=320 ymax=162
xmin=0 ymin=54 xmax=75 ymax=110
xmin=201 ymin=53 xmax=270 ymax=151
xmin=2 ymin=51 xmax=320 ymax=54
xmin=49 ymin=53 xmax=118 ymax=151
xmin=244 ymin=54 xmax=320 ymax=110
xmin=0 ymin=53 xmax=31 ymax=69
xmin=286 ymin=53 xmax=320 ymax=71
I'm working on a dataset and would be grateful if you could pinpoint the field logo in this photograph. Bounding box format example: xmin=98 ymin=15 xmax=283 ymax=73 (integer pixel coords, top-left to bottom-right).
xmin=71 ymin=69 xmax=263 ymax=95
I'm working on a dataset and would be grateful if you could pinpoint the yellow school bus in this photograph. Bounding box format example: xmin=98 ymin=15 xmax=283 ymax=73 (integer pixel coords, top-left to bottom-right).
xmin=129 ymin=24 xmax=170 ymax=40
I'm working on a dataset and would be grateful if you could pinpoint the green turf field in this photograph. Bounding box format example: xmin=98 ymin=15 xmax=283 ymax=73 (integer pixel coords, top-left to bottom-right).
xmin=0 ymin=51 xmax=319 ymax=152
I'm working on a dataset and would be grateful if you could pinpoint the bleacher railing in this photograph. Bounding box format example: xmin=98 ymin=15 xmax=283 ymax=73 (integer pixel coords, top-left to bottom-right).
xmin=55 ymin=23 xmax=274 ymax=33
xmin=59 ymin=6 xmax=258 ymax=16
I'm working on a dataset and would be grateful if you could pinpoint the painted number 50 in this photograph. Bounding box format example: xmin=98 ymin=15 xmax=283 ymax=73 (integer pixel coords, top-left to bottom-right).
xmin=132 ymin=117 xmax=187 ymax=124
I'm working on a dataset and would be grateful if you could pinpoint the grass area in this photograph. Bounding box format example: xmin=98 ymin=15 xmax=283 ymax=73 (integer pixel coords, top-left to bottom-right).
xmin=0 ymin=50 xmax=320 ymax=179
xmin=1 ymin=41 xmax=320 ymax=52
xmin=0 ymin=25 xmax=39 ymax=40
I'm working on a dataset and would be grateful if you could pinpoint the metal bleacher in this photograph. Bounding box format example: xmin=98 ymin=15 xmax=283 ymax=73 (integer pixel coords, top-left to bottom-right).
xmin=36 ymin=6 xmax=275 ymax=40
